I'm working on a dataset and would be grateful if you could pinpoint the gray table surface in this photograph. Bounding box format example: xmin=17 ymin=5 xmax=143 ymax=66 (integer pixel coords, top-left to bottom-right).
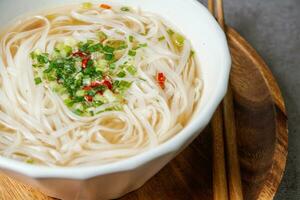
xmin=197 ymin=0 xmax=299 ymax=199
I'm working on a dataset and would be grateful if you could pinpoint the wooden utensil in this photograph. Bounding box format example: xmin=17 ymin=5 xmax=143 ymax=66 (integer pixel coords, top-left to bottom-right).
xmin=211 ymin=106 xmax=229 ymax=200
xmin=209 ymin=0 xmax=244 ymax=200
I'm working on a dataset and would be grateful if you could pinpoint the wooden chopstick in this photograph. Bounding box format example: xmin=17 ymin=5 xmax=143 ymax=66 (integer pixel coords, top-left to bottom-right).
xmin=223 ymin=88 xmax=244 ymax=200
xmin=208 ymin=1 xmax=228 ymax=200
xmin=209 ymin=0 xmax=244 ymax=200
xmin=208 ymin=0 xmax=215 ymax=15
xmin=215 ymin=0 xmax=225 ymax=29
xmin=211 ymin=106 xmax=229 ymax=200
xmin=215 ymin=1 xmax=244 ymax=199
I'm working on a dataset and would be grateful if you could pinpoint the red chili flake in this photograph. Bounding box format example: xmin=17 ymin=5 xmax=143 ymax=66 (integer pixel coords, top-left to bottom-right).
xmin=90 ymin=80 xmax=102 ymax=87
xmin=157 ymin=72 xmax=166 ymax=89
xmin=82 ymin=58 xmax=89 ymax=69
xmin=97 ymin=91 xmax=104 ymax=95
xmin=157 ymin=72 xmax=166 ymax=82
xmin=72 ymin=51 xmax=90 ymax=69
xmin=90 ymin=79 xmax=112 ymax=90
xmin=72 ymin=51 xmax=86 ymax=58
xmin=100 ymin=4 xmax=111 ymax=9
xmin=83 ymin=86 xmax=92 ymax=91
xmin=101 ymin=76 xmax=113 ymax=90
xmin=84 ymin=77 xmax=113 ymax=93
xmin=84 ymin=95 xmax=93 ymax=102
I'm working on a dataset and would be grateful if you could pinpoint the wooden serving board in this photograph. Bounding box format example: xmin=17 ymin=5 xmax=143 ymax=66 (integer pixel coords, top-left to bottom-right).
xmin=0 ymin=27 xmax=288 ymax=200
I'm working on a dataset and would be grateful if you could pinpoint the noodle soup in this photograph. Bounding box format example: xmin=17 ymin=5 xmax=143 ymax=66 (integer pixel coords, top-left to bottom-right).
xmin=0 ymin=3 xmax=202 ymax=166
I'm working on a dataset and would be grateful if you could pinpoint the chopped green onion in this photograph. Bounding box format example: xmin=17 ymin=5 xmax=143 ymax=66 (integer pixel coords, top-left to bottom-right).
xmin=43 ymin=70 xmax=56 ymax=81
xmin=167 ymin=29 xmax=175 ymax=35
xmin=121 ymin=7 xmax=130 ymax=12
xmin=64 ymin=46 xmax=73 ymax=56
xmin=126 ymin=65 xmax=137 ymax=76
xmin=94 ymin=94 xmax=107 ymax=102
xmin=32 ymin=64 xmax=44 ymax=68
xmin=73 ymin=96 xmax=85 ymax=103
xmin=37 ymin=54 xmax=49 ymax=64
xmin=104 ymin=53 xmax=114 ymax=61
xmin=128 ymin=50 xmax=136 ymax=56
xmin=109 ymin=63 xmax=116 ymax=70
xmin=129 ymin=35 xmax=134 ymax=42
xmin=52 ymin=84 xmax=66 ymax=94
xmin=88 ymin=110 xmax=94 ymax=116
xmin=107 ymin=40 xmax=128 ymax=50
xmin=30 ymin=49 xmax=42 ymax=59
xmin=85 ymin=60 xmax=95 ymax=70
xmin=119 ymin=80 xmax=132 ymax=88
xmin=83 ymin=77 xmax=91 ymax=85
xmin=115 ymin=80 xmax=132 ymax=94
xmin=117 ymin=71 xmax=126 ymax=78
xmin=34 ymin=77 xmax=42 ymax=85
xmin=56 ymin=43 xmax=72 ymax=57
xmin=76 ymin=90 xmax=86 ymax=97
xmin=190 ymin=50 xmax=195 ymax=57
xmin=78 ymin=42 xmax=90 ymax=52
xmin=103 ymin=90 xmax=117 ymax=102
xmin=26 ymin=159 xmax=34 ymax=164
xmin=64 ymin=99 xmax=75 ymax=107
xmin=74 ymin=109 xmax=84 ymax=116
xmin=87 ymin=90 xmax=96 ymax=96
xmin=88 ymin=43 xmax=102 ymax=52
xmin=158 ymin=36 xmax=165 ymax=41
xmin=139 ymin=43 xmax=148 ymax=48
xmin=73 ymin=103 xmax=85 ymax=110
xmin=82 ymin=2 xmax=93 ymax=9
xmin=96 ymin=59 xmax=108 ymax=72
xmin=103 ymin=45 xmax=115 ymax=53
xmin=133 ymin=43 xmax=148 ymax=50
xmin=97 ymin=105 xmax=123 ymax=113
xmin=97 ymin=31 xmax=107 ymax=42
xmin=172 ymin=33 xmax=185 ymax=47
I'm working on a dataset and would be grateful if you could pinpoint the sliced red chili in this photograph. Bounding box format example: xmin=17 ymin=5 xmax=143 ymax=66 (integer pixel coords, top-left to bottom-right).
xmin=157 ymin=72 xmax=166 ymax=82
xmin=90 ymin=80 xmax=102 ymax=87
xmin=101 ymin=76 xmax=113 ymax=90
xmin=72 ymin=51 xmax=86 ymax=58
xmin=90 ymin=79 xmax=112 ymax=90
xmin=96 ymin=91 xmax=104 ymax=95
xmin=157 ymin=72 xmax=166 ymax=89
xmin=84 ymin=77 xmax=113 ymax=93
xmin=84 ymin=95 xmax=93 ymax=102
xmin=100 ymin=4 xmax=111 ymax=9
xmin=103 ymin=80 xmax=112 ymax=90
xmin=83 ymin=86 xmax=92 ymax=91
xmin=82 ymin=58 xmax=89 ymax=69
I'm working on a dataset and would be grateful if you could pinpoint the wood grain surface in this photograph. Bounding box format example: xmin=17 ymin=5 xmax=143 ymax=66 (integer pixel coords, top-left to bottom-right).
xmin=0 ymin=27 xmax=288 ymax=200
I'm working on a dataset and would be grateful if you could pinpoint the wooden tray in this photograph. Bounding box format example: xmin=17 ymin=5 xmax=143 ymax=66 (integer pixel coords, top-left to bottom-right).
xmin=0 ymin=27 xmax=288 ymax=200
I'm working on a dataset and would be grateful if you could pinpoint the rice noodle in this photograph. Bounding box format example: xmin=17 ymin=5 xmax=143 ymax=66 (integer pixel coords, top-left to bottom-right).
xmin=0 ymin=4 xmax=203 ymax=166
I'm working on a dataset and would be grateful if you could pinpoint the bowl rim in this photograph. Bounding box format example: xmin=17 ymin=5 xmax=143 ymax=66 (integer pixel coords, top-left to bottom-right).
xmin=0 ymin=0 xmax=231 ymax=179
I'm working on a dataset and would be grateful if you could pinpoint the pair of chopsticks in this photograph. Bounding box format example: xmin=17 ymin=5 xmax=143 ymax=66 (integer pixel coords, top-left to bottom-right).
xmin=208 ymin=0 xmax=244 ymax=200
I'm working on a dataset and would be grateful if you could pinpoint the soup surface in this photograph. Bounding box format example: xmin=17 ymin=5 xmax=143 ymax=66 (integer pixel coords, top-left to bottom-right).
xmin=0 ymin=3 xmax=202 ymax=166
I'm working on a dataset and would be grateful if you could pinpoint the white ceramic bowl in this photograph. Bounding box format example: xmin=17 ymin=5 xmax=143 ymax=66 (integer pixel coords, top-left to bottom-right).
xmin=0 ymin=0 xmax=231 ymax=199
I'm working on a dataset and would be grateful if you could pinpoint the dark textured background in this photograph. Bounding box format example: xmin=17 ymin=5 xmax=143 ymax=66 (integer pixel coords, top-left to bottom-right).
xmin=197 ymin=0 xmax=300 ymax=199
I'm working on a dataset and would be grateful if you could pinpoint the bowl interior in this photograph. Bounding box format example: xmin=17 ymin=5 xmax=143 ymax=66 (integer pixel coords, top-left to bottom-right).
xmin=0 ymin=0 xmax=230 ymax=178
